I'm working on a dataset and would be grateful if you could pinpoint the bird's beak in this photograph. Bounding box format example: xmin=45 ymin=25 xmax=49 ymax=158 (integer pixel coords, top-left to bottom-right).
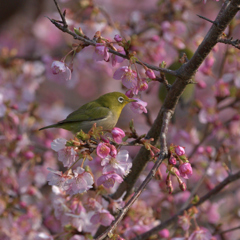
xmin=128 ymin=99 xmax=137 ymax=103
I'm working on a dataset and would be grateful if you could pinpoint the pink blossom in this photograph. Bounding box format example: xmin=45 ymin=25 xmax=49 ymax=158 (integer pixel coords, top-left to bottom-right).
xmin=114 ymin=34 xmax=122 ymax=42
xmin=159 ymin=229 xmax=170 ymax=238
xmin=102 ymin=150 xmax=132 ymax=177
xmin=51 ymin=138 xmax=67 ymax=152
xmin=51 ymin=61 xmax=71 ymax=81
xmin=175 ymin=145 xmax=185 ymax=156
xmin=113 ymin=66 xmax=137 ymax=89
xmin=97 ymin=142 xmax=110 ymax=158
xmin=24 ymin=150 xmax=35 ymax=159
xmin=198 ymin=107 xmax=218 ymax=124
xmin=169 ymin=155 xmax=177 ymax=165
xmin=171 ymin=167 xmax=180 ymax=176
xmin=199 ymin=55 xmax=215 ymax=75
xmin=214 ymin=79 xmax=230 ymax=98
xmin=93 ymin=43 xmax=109 ymax=62
xmin=197 ymin=80 xmax=207 ymax=89
xmin=69 ymin=235 xmax=86 ymax=240
xmin=47 ymin=168 xmax=66 ymax=188
xmin=178 ymin=214 xmax=191 ymax=231
xmin=109 ymin=144 xmax=117 ymax=158
xmin=111 ymin=47 xmax=125 ymax=66
xmin=58 ymin=147 xmax=77 ymax=167
xmin=97 ymin=172 xmax=123 ymax=188
xmin=179 ymin=163 xmax=193 ymax=179
xmin=139 ymin=79 xmax=148 ymax=91
xmin=90 ymin=209 xmax=114 ymax=226
xmin=111 ymin=127 xmax=125 ymax=143
xmin=189 ymin=229 xmax=212 ymax=240
xmin=145 ymin=69 xmax=156 ymax=79
xmin=64 ymin=167 xmax=94 ymax=196
xmin=51 ymin=138 xmax=77 ymax=167
xmin=130 ymin=98 xmax=147 ymax=114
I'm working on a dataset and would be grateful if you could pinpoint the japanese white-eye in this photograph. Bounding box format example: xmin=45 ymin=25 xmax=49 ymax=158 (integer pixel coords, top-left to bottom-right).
xmin=39 ymin=92 xmax=136 ymax=133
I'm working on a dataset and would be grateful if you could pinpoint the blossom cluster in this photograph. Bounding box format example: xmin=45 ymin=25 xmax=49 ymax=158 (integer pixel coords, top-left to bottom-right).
xmin=1 ymin=0 xmax=240 ymax=240
xmin=164 ymin=145 xmax=193 ymax=194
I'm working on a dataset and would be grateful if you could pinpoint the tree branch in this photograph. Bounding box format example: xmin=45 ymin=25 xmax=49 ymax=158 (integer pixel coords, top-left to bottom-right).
xmin=111 ymin=0 xmax=240 ymax=201
xmin=95 ymin=111 xmax=171 ymax=240
xmin=50 ymin=0 xmax=178 ymax=77
xmin=132 ymin=170 xmax=240 ymax=240
xmin=218 ymin=37 xmax=240 ymax=50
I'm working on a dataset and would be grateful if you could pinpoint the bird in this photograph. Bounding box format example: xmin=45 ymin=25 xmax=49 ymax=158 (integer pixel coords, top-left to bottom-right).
xmin=39 ymin=92 xmax=136 ymax=134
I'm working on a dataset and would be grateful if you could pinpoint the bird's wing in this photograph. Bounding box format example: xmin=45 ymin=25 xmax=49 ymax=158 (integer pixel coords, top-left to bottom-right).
xmin=58 ymin=102 xmax=110 ymax=124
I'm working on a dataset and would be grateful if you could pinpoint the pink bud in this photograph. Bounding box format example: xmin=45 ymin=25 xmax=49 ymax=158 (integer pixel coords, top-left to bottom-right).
xmin=159 ymin=229 xmax=170 ymax=238
xmin=109 ymin=144 xmax=117 ymax=158
xmin=25 ymin=151 xmax=35 ymax=159
xmin=175 ymin=146 xmax=185 ymax=156
xmin=232 ymin=114 xmax=240 ymax=121
xmin=145 ymin=69 xmax=156 ymax=79
xmin=139 ymin=80 xmax=148 ymax=91
xmin=125 ymin=89 xmax=134 ymax=98
xmin=179 ymin=181 xmax=187 ymax=191
xmin=197 ymin=80 xmax=207 ymax=89
xmin=205 ymin=146 xmax=212 ymax=154
xmin=179 ymin=162 xmax=193 ymax=179
xmin=51 ymin=61 xmax=66 ymax=74
xmin=96 ymin=142 xmax=110 ymax=158
xmin=169 ymin=155 xmax=177 ymax=165
xmin=111 ymin=127 xmax=125 ymax=144
xmin=114 ymin=34 xmax=122 ymax=42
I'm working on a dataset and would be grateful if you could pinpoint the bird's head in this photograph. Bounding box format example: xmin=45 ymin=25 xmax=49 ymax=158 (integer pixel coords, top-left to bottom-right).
xmin=97 ymin=92 xmax=136 ymax=114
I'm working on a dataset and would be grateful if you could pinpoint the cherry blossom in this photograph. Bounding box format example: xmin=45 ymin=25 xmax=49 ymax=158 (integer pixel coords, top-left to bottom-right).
xmin=97 ymin=172 xmax=123 ymax=188
xmin=111 ymin=127 xmax=125 ymax=143
xmin=101 ymin=150 xmax=132 ymax=177
xmin=130 ymin=98 xmax=147 ymax=114
xmin=51 ymin=61 xmax=71 ymax=81
xmin=175 ymin=146 xmax=185 ymax=156
xmin=113 ymin=66 xmax=138 ymax=89
xmin=179 ymin=163 xmax=193 ymax=179
xmin=90 ymin=209 xmax=115 ymax=226
xmin=92 ymin=43 xmax=109 ymax=62
xmin=64 ymin=167 xmax=94 ymax=196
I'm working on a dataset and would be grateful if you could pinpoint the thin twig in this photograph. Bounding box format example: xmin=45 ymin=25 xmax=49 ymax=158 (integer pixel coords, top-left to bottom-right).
xmin=218 ymin=37 xmax=240 ymax=50
xmin=132 ymin=170 xmax=240 ymax=240
xmin=53 ymin=0 xmax=68 ymax=28
xmin=50 ymin=0 xmax=178 ymax=77
xmin=197 ymin=14 xmax=217 ymax=25
xmin=95 ymin=111 xmax=171 ymax=240
xmin=219 ymin=225 xmax=240 ymax=235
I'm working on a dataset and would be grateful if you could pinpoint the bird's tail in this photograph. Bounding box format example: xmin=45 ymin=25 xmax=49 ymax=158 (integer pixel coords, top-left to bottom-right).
xmin=39 ymin=124 xmax=59 ymax=131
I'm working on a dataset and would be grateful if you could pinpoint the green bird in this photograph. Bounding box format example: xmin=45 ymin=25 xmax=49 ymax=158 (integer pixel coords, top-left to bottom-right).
xmin=39 ymin=92 xmax=136 ymax=134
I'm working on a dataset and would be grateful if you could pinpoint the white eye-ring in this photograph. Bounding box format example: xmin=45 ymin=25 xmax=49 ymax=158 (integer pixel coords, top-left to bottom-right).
xmin=118 ymin=96 xmax=124 ymax=103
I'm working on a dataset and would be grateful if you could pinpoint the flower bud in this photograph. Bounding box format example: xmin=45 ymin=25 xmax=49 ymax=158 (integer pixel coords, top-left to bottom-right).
xmin=114 ymin=34 xmax=122 ymax=42
xmin=145 ymin=69 xmax=156 ymax=79
xmin=111 ymin=127 xmax=125 ymax=144
xmin=179 ymin=162 xmax=193 ymax=179
xmin=175 ymin=145 xmax=185 ymax=156
xmin=169 ymin=155 xmax=177 ymax=165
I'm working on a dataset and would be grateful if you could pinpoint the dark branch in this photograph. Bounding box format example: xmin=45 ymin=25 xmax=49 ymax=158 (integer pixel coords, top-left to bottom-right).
xmin=95 ymin=111 xmax=171 ymax=240
xmin=219 ymin=225 xmax=240 ymax=235
xmin=218 ymin=37 xmax=240 ymax=49
xmin=50 ymin=1 xmax=178 ymax=77
xmin=53 ymin=0 xmax=68 ymax=28
xmin=132 ymin=170 xmax=240 ymax=240
xmin=112 ymin=0 xmax=240 ymax=203
xmin=197 ymin=14 xmax=217 ymax=25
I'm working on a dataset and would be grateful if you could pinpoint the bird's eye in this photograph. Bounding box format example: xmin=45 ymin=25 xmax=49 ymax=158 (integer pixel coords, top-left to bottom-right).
xmin=118 ymin=96 xmax=124 ymax=103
